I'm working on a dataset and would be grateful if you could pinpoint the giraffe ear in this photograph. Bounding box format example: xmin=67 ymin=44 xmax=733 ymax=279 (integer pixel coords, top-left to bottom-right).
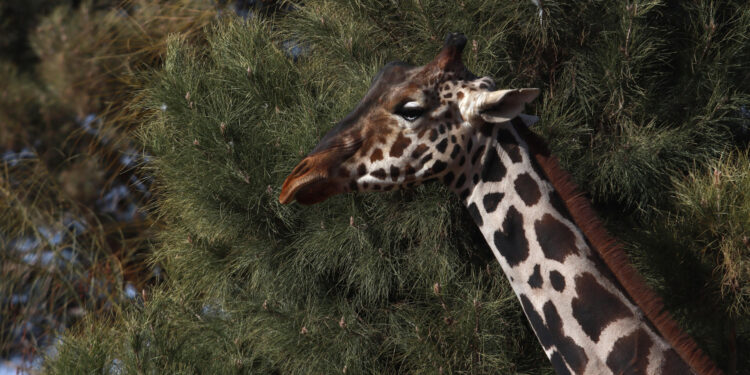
xmin=478 ymin=88 xmax=540 ymax=123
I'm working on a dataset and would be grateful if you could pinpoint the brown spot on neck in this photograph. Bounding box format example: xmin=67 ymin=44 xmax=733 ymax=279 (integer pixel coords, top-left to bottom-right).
xmin=514 ymin=173 xmax=541 ymax=206
xmin=571 ymin=272 xmax=632 ymax=343
xmin=494 ymin=206 xmax=529 ymax=267
xmin=512 ymin=118 xmax=722 ymax=375
xmin=534 ymin=214 xmax=579 ymax=263
xmin=606 ymin=328 xmax=653 ymax=374
xmin=497 ymin=128 xmax=522 ymax=163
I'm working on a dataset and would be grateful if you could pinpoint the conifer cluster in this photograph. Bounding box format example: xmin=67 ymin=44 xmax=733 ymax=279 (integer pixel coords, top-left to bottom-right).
xmin=0 ymin=0 xmax=216 ymax=366
xmin=1 ymin=0 xmax=747 ymax=373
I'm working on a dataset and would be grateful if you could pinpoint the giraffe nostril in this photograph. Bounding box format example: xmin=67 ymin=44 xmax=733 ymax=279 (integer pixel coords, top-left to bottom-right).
xmin=293 ymin=160 xmax=311 ymax=177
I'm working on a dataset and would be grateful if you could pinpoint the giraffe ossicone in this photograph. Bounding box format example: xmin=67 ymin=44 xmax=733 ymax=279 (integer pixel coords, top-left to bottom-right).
xmin=279 ymin=33 xmax=722 ymax=375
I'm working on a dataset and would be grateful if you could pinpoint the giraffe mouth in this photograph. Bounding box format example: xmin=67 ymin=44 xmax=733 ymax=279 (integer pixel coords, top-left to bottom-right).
xmin=279 ymin=172 xmax=337 ymax=205
xmin=280 ymin=151 xmax=346 ymax=205
xmin=280 ymin=138 xmax=362 ymax=205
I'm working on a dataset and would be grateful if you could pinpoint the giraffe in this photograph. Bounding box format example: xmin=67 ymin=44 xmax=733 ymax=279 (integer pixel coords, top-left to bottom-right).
xmin=278 ymin=33 xmax=723 ymax=375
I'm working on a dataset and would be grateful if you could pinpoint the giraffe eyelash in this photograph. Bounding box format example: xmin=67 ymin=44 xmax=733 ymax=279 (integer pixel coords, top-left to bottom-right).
xmin=395 ymin=101 xmax=425 ymax=122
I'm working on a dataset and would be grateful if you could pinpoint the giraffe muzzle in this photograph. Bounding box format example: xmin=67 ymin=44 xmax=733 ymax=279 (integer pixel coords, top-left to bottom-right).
xmin=279 ymin=153 xmax=343 ymax=205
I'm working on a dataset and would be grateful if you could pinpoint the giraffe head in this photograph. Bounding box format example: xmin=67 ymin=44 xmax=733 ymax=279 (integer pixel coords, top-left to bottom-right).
xmin=279 ymin=33 xmax=539 ymax=204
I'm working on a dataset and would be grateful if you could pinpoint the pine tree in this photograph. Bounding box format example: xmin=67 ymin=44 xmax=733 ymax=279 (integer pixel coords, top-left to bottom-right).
xmin=35 ymin=0 xmax=750 ymax=373
xmin=0 ymin=0 xmax=216 ymax=364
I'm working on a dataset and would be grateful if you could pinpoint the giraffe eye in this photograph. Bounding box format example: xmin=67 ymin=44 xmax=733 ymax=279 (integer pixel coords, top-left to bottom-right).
xmin=396 ymin=101 xmax=425 ymax=122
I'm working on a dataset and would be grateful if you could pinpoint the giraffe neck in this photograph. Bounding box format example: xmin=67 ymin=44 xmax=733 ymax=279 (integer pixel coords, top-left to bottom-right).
xmin=449 ymin=119 xmax=698 ymax=375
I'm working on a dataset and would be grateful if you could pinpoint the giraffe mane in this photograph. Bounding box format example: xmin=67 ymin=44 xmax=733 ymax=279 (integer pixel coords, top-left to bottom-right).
xmin=512 ymin=119 xmax=724 ymax=375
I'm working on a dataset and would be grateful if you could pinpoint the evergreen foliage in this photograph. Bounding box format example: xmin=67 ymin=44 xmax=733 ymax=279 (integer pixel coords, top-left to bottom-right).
xmin=671 ymin=151 xmax=750 ymax=318
xmin=1 ymin=0 xmax=218 ymax=365
xmin=10 ymin=0 xmax=750 ymax=373
xmin=0 ymin=0 xmax=79 ymax=68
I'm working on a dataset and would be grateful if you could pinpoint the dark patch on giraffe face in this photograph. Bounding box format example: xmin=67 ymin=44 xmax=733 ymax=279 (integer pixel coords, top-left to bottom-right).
xmin=390 ymin=133 xmax=412 ymax=157
xmin=466 ymin=138 xmax=473 ymax=153
xmin=454 ymin=173 xmax=466 ymax=189
xmin=356 ymin=133 xmax=377 ymax=158
xmin=357 ymin=164 xmax=367 ymax=176
xmin=482 ymin=192 xmax=504 ymax=213
xmin=467 ymin=202 xmax=483 ymax=227
xmin=549 ymin=352 xmax=571 ymax=375
xmin=481 ymin=148 xmax=506 ymax=182
xmin=457 ymin=91 xmax=464 ymax=99
xmin=420 ymin=153 xmax=433 ymax=166
xmin=605 ymin=328 xmax=653 ymax=375
xmin=390 ymin=166 xmax=400 ymax=182
xmin=528 ymin=264 xmax=543 ymax=289
xmin=436 ymin=138 xmax=448 ymax=153
xmin=443 ymin=171 xmax=454 ymax=186
xmin=549 ymin=270 xmax=565 ymax=292
xmin=542 ymin=302 xmax=589 ymax=374
xmin=429 ymin=129 xmax=438 ymax=142
xmin=431 ymin=160 xmax=447 ymax=174
xmin=514 ymin=173 xmax=541 ymax=206
xmin=471 ymin=145 xmax=485 ymax=165
xmin=659 ymin=349 xmax=693 ymax=375
xmin=450 ymin=144 xmax=461 ymax=159
xmin=572 ymin=272 xmax=632 ymax=343
xmin=494 ymin=206 xmax=529 ymax=267
xmin=534 ymin=214 xmax=579 ymax=263
xmin=459 ymin=189 xmax=470 ymax=201
xmin=370 ymin=148 xmax=384 ymax=163
xmin=371 ymin=168 xmax=387 ymax=180
xmin=411 ymin=144 xmax=429 ymax=159
xmin=496 ymin=128 xmax=522 ymax=163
